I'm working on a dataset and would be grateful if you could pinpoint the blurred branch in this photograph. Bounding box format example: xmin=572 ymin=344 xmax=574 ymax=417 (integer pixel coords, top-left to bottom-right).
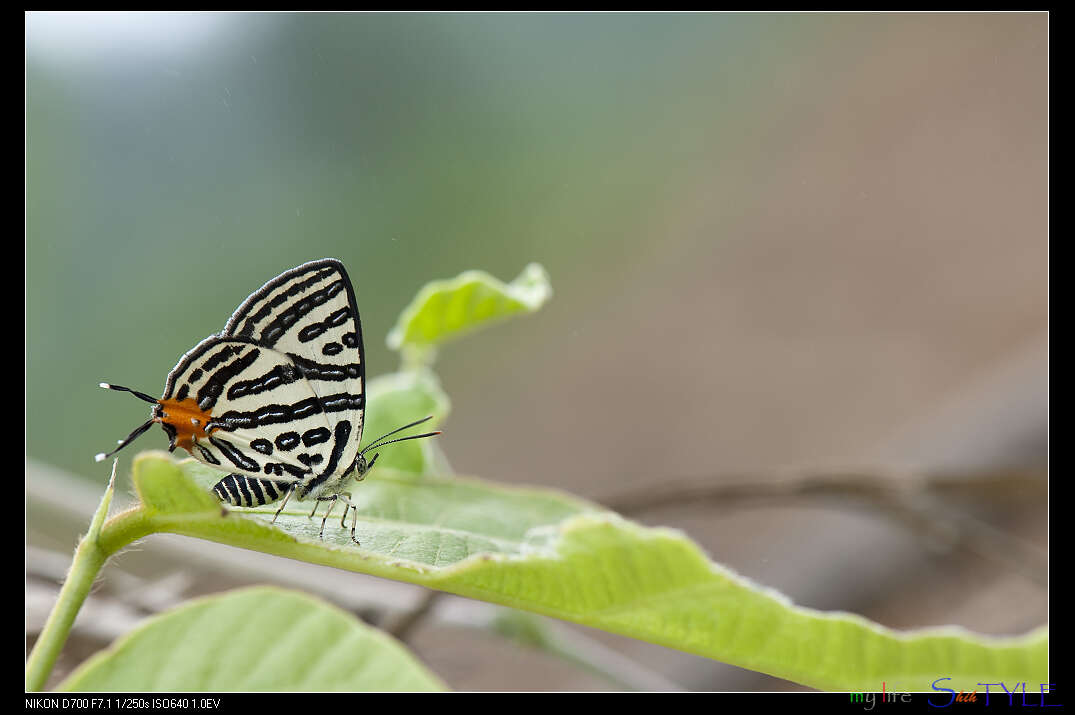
xmin=602 ymin=469 xmax=1047 ymax=586
xmin=487 ymin=609 xmax=686 ymax=691
xmin=378 ymin=590 xmax=685 ymax=690
xmin=382 ymin=589 xmax=442 ymax=642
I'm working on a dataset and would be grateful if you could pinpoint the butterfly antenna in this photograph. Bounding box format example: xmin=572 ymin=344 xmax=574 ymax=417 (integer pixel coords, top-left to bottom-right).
xmin=95 ymin=418 xmax=156 ymax=462
xmin=359 ymin=415 xmax=435 ymax=455
xmin=99 ymin=382 xmax=159 ymax=405
xmin=360 ymin=431 xmax=442 ymax=455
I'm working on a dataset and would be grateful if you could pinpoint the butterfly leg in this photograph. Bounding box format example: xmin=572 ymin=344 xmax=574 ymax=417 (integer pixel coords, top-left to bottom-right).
xmin=338 ymin=492 xmax=353 ymax=528
xmin=307 ymin=500 xmax=322 ymax=519
xmin=334 ymin=492 xmax=360 ymax=545
xmin=350 ymin=502 xmax=360 ymax=545
xmin=271 ymin=485 xmax=296 ymax=524
xmin=318 ymin=496 xmax=339 ymax=538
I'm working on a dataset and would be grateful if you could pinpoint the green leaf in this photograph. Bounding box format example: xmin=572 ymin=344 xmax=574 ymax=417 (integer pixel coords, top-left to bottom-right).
xmin=119 ymin=453 xmax=1047 ymax=692
xmin=386 ymin=263 xmax=551 ymax=366
xmin=135 ymin=452 xmax=221 ymax=515
xmin=57 ymin=587 xmax=446 ymax=692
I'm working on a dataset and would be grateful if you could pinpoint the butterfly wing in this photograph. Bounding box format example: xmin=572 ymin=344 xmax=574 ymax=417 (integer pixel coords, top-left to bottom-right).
xmin=159 ymin=335 xmax=363 ymax=486
xmin=221 ymin=258 xmax=365 ymax=454
xmin=164 ymin=259 xmax=365 ymax=494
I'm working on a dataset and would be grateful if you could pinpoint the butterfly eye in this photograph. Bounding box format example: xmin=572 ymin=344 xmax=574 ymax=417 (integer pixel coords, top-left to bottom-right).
xmin=358 ymin=453 xmax=380 ymax=480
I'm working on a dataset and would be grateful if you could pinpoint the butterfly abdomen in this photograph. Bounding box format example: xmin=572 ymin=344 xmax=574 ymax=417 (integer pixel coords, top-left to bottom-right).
xmin=212 ymin=474 xmax=291 ymax=507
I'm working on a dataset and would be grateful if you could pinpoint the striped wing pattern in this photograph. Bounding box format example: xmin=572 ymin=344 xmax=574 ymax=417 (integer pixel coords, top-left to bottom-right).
xmin=161 ymin=259 xmax=366 ymax=500
xmin=212 ymin=473 xmax=292 ymax=509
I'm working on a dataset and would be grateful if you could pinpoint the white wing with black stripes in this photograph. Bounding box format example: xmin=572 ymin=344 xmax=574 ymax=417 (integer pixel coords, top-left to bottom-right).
xmin=156 ymin=259 xmax=366 ymax=497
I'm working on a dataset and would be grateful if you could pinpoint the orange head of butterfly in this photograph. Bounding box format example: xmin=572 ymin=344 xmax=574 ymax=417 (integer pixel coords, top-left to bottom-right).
xmin=94 ymin=383 xmax=214 ymax=461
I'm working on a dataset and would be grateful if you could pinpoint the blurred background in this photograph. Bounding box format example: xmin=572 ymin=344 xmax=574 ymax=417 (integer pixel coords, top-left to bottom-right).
xmin=26 ymin=12 xmax=1047 ymax=691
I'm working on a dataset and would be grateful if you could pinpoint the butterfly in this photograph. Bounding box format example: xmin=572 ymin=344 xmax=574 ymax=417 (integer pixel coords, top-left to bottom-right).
xmin=96 ymin=258 xmax=440 ymax=544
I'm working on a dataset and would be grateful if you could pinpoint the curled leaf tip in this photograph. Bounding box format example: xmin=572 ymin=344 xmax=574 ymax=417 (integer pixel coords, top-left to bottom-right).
xmin=386 ymin=263 xmax=552 ymax=364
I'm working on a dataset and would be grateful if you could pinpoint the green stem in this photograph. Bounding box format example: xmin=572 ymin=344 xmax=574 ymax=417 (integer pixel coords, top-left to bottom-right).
xmin=96 ymin=507 xmax=155 ymax=556
xmin=25 ymin=533 xmax=108 ymax=691
xmin=25 ymin=464 xmax=153 ymax=692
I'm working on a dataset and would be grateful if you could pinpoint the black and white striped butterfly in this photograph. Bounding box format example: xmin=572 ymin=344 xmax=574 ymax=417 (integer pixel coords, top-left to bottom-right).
xmin=97 ymin=258 xmax=439 ymax=543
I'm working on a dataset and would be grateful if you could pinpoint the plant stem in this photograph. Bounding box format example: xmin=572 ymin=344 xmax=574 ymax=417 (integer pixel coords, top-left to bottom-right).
xmin=25 ymin=534 xmax=108 ymax=691
xmin=25 ymin=464 xmax=153 ymax=691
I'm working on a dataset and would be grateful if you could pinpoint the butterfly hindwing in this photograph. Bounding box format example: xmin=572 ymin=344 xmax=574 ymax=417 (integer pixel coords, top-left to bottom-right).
xmin=212 ymin=473 xmax=293 ymax=508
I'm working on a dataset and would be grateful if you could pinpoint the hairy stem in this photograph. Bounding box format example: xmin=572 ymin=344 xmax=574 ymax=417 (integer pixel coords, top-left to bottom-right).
xmin=25 ymin=533 xmax=108 ymax=691
xmin=25 ymin=465 xmax=153 ymax=691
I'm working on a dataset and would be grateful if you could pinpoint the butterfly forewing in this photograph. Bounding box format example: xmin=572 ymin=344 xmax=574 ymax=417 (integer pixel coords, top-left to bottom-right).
xmin=159 ymin=259 xmax=366 ymax=494
xmin=224 ymin=259 xmax=365 ymax=449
